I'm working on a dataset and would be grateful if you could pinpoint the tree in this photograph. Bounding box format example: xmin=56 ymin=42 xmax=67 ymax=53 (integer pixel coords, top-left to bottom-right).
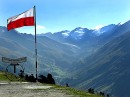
xmin=47 ymin=73 xmax=55 ymax=84
xmin=38 ymin=75 xmax=47 ymax=83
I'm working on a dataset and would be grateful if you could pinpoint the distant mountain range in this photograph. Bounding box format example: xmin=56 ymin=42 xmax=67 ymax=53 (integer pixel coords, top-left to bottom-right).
xmin=41 ymin=20 xmax=130 ymax=58
xmin=1 ymin=20 xmax=130 ymax=97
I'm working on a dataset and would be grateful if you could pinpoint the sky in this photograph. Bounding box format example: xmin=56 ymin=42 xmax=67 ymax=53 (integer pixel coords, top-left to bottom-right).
xmin=0 ymin=0 xmax=130 ymax=34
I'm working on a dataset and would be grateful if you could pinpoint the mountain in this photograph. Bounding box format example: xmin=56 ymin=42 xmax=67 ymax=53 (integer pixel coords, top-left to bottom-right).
xmin=66 ymin=31 xmax=130 ymax=97
xmin=1 ymin=20 xmax=130 ymax=97
xmin=40 ymin=25 xmax=119 ymax=59
xmin=0 ymin=26 xmax=79 ymax=82
xmin=41 ymin=24 xmax=118 ymax=44
xmin=42 ymin=20 xmax=130 ymax=96
xmin=39 ymin=30 xmax=70 ymax=43
xmin=41 ymin=23 xmax=123 ymax=57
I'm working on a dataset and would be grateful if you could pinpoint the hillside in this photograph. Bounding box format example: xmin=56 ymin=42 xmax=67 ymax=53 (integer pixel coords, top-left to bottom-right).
xmin=0 ymin=26 xmax=79 ymax=82
xmin=68 ymin=31 xmax=130 ymax=97
xmin=0 ymin=71 xmax=102 ymax=97
xmin=0 ymin=71 xmax=21 ymax=81
xmin=1 ymin=20 xmax=130 ymax=97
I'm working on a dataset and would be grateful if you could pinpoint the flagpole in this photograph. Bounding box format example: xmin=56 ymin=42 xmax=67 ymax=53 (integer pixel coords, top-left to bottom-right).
xmin=34 ymin=6 xmax=38 ymax=81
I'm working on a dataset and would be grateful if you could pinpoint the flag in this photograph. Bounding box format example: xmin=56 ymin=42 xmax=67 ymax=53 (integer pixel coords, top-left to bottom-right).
xmin=7 ymin=8 xmax=34 ymax=31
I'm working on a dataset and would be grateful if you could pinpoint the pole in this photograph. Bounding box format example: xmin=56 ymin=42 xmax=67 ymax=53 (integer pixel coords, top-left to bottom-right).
xmin=34 ymin=6 xmax=38 ymax=80
xmin=14 ymin=65 xmax=16 ymax=73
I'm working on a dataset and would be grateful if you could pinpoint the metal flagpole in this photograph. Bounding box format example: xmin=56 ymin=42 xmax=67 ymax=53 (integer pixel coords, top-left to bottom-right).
xmin=34 ymin=6 xmax=38 ymax=80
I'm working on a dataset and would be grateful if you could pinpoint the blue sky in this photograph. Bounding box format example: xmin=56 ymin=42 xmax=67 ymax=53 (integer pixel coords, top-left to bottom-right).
xmin=0 ymin=0 xmax=130 ymax=34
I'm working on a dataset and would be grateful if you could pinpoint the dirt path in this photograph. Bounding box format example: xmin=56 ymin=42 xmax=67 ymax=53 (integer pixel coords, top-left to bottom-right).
xmin=0 ymin=82 xmax=74 ymax=97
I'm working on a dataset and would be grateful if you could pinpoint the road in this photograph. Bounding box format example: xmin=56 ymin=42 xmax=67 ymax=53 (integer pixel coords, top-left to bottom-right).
xmin=0 ymin=82 xmax=74 ymax=97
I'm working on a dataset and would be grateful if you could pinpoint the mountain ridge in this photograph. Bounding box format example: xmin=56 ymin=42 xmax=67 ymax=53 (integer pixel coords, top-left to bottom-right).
xmin=1 ymin=20 xmax=130 ymax=97
xmin=66 ymin=31 xmax=130 ymax=97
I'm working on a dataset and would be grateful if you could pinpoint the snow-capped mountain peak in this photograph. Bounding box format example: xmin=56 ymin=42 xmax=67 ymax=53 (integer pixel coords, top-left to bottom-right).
xmin=61 ymin=30 xmax=70 ymax=37
xmin=69 ymin=27 xmax=86 ymax=40
xmin=92 ymin=24 xmax=116 ymax=36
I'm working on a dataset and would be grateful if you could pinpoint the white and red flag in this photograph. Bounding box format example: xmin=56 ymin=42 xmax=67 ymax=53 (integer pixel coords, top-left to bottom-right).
xmin=7 ymin=7 xmax=35 ymax=31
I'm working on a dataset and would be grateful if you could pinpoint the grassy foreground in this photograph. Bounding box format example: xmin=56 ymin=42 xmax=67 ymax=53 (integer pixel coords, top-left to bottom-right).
xmin=51 ymin=85 xmax=103 ymax=97
xmin=0 ymin=71 xmax=103 ymax=97
xmin=0 ymin=71 xmax=23 ymax=81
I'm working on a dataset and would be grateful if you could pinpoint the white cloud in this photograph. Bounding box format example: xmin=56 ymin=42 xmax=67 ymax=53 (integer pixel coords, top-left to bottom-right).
xmin=94 ymin=25 xmax=103 ymax=30
xmin=37 ymin=25 xmax=46 ymax=30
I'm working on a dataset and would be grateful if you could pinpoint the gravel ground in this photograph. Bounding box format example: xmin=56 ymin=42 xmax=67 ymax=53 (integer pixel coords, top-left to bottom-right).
xmin=0 ymin=82 xmax=74 ymax=97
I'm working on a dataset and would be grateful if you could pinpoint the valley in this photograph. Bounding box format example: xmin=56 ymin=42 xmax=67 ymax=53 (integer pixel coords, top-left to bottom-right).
xmin=0 ymin=20 xmax=130 ymax=97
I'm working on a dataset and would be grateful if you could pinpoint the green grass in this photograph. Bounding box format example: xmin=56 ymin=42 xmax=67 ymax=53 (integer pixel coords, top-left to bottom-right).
xmin=51 ymin=85 xmax=104 ymax=97
xmin=0 ymin=71 xmax=103 ymax=97
xmin=0 ymin=71 xmax=24 ymax=81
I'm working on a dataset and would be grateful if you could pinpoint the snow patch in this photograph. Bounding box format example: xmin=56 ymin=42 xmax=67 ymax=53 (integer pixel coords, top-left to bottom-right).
xmin=61 ymin=31 xmax=70 ymax=37
xmin=70 ymin=28 xmax=85 ymax=40
xmin=63 ymin=43 xmax=80 ymax=49
xmin=62 ymin=32 xmax=70 ymax=37
xmin=92 ymin=29 xmax=105 ymax=36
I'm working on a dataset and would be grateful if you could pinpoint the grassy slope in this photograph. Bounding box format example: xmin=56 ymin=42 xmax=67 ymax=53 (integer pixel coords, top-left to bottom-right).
xmin=0 ymin=71 xmax=23 ymax=81
xmin=51 ymin=85 xmax=104 ymax=97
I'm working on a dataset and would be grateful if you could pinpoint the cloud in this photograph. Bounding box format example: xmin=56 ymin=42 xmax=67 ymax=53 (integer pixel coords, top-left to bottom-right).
xmin=37 ymin=25 xmax=46 ymax=30
xmin=94 ymin=25 xmax=103 ymax=30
